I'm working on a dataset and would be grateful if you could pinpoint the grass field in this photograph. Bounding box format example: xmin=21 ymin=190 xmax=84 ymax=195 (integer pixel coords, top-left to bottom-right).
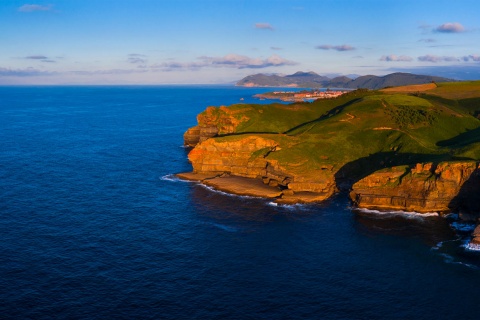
xmin=198 ymin=81 xmax=480 ymax=179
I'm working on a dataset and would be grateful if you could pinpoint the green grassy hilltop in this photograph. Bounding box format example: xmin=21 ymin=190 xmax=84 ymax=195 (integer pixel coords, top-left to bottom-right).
xmin=200 ymin=81 xmax=480 ymax=183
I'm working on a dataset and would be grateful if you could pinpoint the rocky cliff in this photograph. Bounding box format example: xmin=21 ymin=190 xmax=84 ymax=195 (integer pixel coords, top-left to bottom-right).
xmin=185 ymin=134 xmax=337 ymax=202
xmin=183 ymin=105 xmax=251 ymax=147
xmin=179 ymin=81 xmax=480 ymax=212
xmin=350 ymin=162 xmax=480 ymax=213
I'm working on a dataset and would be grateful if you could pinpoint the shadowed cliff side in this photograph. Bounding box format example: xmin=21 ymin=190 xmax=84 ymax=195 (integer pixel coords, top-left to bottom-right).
xmin=349 ymin=160 xmax=480 ymax=214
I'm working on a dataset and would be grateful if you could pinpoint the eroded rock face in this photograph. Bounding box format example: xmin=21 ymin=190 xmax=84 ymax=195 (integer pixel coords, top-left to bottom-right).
xmin=183 ymin=125 xmax=218 ymax=147
xmin=184 ymin=106 xmax=252 ymax=147
xmin=350 ymin=161 xmax=480 ymax=213
xmin=188 ymin=136 xmax=278 ymax=179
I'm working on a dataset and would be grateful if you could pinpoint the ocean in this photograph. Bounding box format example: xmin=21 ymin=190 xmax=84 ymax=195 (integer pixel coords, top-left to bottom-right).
xmin=0 ymin=86 xmax=479 ymax=319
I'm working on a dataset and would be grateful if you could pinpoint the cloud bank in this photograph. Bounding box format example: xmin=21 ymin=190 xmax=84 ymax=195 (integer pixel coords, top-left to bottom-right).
xmin=316 ymin=44 xmax=355 ymax=51
xmin=18 ymin=4 xmax=53 ymax=12
xmin=0 ymin=67 xmax=55 ymax=76
xmin=435 ymin=22 xmax=465 ymax=33
xmin=380 ymin=54 xmax=413 ymax=62
xmin=127 ymin=54 xmax=147 ymax=65
xmin=418 ymin=55 xmax=460 ymax=62
xmin=154 ymin=54 xmax=297 ymax=71
xmin=255 ymin=23 xmax=274 ymax=30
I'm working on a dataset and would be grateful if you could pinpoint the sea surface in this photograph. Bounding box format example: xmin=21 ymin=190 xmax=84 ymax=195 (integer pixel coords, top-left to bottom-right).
xmin=1 ymin=86 xmax=479 ymax=320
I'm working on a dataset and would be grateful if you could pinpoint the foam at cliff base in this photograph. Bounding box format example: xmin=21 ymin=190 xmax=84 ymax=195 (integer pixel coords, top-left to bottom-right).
xmin=464 ymin=242 xmax=480 ymax=252
xmin=355 ymin=207 xmax=439 ymax=219
xmin=201 ymin=176 xmax=283 ymax=199
xmin=198 ymin=183 xmax=259 ymax=199
xmin=267 ymin=201 xmax=311 ymax=211
xmin=161 ymin=174 xmax=191 ymax=182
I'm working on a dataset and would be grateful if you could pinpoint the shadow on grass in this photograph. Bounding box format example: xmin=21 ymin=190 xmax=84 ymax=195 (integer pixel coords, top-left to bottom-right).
xmin=436 ymin=126 xmax=480 ymax=148
xmin=334 ymin=151 xmax=457 ymax=191
xmin=283 ymin=98 xmax=362 ymax=135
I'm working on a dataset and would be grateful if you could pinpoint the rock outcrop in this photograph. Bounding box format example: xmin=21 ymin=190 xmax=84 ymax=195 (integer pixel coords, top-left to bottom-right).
xmin=184 ymin=106 xmax=252 ymax=147
xmin=467 ymin=225 xmax=480 ymax=250
xmin=181 ymin=134 xmax=337 ymax=203
xmin=350 ymin=161 xmax=480 ymax=213
xmin=187 ymin=136 xmax=278 ymax=179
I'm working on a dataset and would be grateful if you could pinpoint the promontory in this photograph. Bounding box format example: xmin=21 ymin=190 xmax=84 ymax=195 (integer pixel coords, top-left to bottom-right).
xmin=178 ymin=80 xmax=480 ymax=218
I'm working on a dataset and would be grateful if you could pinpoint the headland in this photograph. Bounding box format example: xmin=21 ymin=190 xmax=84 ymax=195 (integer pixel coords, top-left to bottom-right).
xmin=178 ymin=79 xmax=480 ymax=243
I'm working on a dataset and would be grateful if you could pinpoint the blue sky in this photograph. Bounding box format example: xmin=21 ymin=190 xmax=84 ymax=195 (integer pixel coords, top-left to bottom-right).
xmin=1 ymin=0 xmax=480 ymax=84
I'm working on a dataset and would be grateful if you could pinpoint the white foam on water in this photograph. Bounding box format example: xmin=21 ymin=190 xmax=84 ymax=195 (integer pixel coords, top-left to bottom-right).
xmin=444 ymin=212 xmax=459 ymax=220
xmin=355 ymin=207 xmax=439 ymax=219
xmin=267 ymin=201 xmax=310 ymax=211
xmin=436 ymin=252 xmax=479 ymax=269
xmin=463 ymin=240 xmax=480 ymax=252
xmin=160 ymin=174 xmax=189 ymax=183
xmin=199 ymin=184 xmax=259 ymax=199
xmin=450 ymin=222 xmax=476 ymax=233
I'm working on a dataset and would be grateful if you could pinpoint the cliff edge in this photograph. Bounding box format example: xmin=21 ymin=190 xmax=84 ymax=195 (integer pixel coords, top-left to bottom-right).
xmin=178 ymin=81 xmax=480 ymax=214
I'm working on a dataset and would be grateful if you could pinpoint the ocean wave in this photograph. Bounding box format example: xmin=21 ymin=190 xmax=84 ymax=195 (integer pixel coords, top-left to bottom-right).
xmin=444 ymin=213 xmax=459 ymax=220
xmin=355 ymin=207 xmax=439 ymax=219
xmin=206 ymin=222 xmax=239 ymax=233
xmin=464 ymin=242 xmax=480 ymax=252
xmin=438 ymin=252 xmax=480 ymax=270
xmin=267 ymin=201 xmax=310 ymax=211
xmin=160 ymin=174 xmax=190 ymax=182
xmin=199 ymin=184 xmax=258 ymax=199
xmin=450 ymin=222 xmax=476 ymax=233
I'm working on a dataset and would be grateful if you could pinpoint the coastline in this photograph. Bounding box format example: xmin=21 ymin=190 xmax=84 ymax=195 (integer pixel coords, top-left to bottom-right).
xmin=176 ymin=172 xmax=330 ymax=204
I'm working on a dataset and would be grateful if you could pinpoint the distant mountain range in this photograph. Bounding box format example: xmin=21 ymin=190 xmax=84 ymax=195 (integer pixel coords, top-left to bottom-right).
xmin=236 ymin=71 xmax=453 ymax=90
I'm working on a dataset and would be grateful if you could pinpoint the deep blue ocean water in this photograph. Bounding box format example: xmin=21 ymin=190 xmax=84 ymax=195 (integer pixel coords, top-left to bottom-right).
xmin=1 ymin=86 xmax=479 ymax=319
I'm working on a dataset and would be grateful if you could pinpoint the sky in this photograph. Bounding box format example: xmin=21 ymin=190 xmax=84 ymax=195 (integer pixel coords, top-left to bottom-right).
xmin=1 ymin=0 xmax=480 ymax=85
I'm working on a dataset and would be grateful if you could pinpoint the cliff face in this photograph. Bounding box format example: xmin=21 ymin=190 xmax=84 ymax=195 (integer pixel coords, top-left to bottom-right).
xmin=183 ymin=106 xmax=251 ymax=147
xmin=188 ymin=136 xmax=278 ymax=179
xmin=185 ymin=135 xmax=337 ymax=202
xmin=350 ymin=162 xmax=480 ymax=213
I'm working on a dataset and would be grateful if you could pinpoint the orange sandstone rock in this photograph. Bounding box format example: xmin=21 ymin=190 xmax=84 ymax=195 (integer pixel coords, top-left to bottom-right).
xmin=350 ymin=161 xmax=480 ymax=213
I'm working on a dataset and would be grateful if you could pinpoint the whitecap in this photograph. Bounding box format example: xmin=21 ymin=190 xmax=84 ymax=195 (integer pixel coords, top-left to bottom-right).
xmin=355 ymin=207 xmax=439 ymax=219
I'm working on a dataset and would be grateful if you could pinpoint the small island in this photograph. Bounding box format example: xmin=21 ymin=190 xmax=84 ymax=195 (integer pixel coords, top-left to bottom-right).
xmin=178 ymin=77 xmax=480 ymax=244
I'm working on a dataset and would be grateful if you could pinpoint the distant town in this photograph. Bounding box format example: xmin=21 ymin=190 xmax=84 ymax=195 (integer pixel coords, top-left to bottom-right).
xmin=254 ymin=89 xmax=350 ymax=102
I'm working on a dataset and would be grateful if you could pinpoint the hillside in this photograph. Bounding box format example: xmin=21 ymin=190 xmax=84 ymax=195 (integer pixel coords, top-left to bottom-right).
xmin=179 ymin=81 xmax=480 ymax=214
xmin=236 ymin=72 xmax=453 ymax=89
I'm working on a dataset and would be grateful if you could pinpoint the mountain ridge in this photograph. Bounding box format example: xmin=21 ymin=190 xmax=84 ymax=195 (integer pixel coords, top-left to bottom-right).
xmin=236 ymin=72 xmax=453 ymax=90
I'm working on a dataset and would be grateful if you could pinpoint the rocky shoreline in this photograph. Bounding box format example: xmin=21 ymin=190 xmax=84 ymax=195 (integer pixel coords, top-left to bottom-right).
xmin=178 ymin=82 xmax=480 ymax=248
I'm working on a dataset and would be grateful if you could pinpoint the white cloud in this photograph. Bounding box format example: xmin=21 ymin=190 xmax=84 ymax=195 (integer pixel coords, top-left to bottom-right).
xmin=18 ymin=4 xmax=53 ymax=12
xmin=462 ymin=54 xmax=480 ymax=62
xmin=316 ymin=44 xmax=355 ymax=51
xmin=127 ymin=54 xmax=147 ymax=64
xmin=154 ymin=54 xmax=297 ymax=71
xmin=435 ymin=22 xmax=465 ymax=33
xmin=418 ymin=54 xmax=460 ymax=63
xmin=0 ymin=67 xmax=55 ymax=76
xmin=380 ymin=54 xmax=413 ymax=62
xmin=255 ymin=23 xmax=274 ymax=30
